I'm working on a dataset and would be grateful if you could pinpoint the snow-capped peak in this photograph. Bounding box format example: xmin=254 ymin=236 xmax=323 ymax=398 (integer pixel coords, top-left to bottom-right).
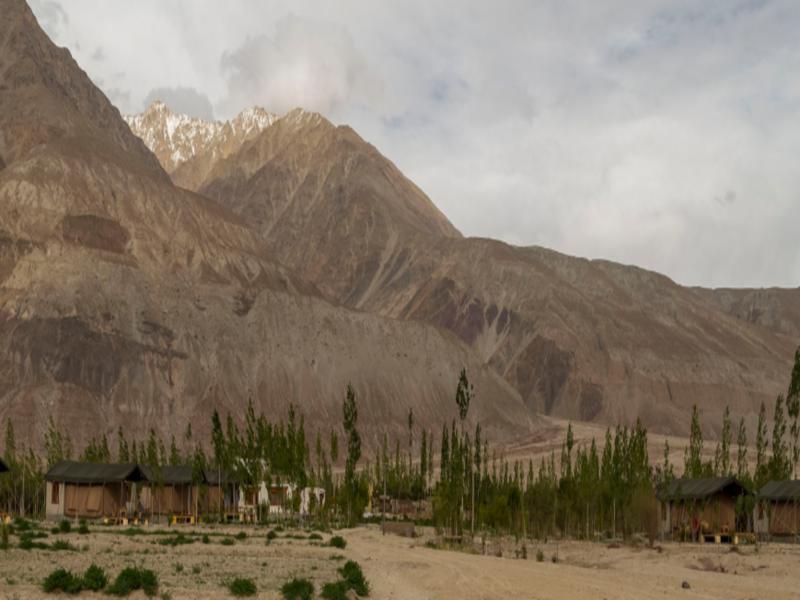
xmin=124 ymin=102 xmax=277 ymax=173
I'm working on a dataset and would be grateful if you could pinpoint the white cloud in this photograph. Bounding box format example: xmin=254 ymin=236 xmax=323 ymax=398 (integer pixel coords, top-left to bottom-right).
xmin=218 ymin=14 xmax=383 ymax=118
xmin=28 ymin=0 xmax=800 ymax=288
xmin=143 ymin=86 xmax=214 ymax=120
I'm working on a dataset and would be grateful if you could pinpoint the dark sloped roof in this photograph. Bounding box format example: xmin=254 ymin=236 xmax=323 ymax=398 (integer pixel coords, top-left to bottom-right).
xmin=204 ymin=468 xmax=232 ymax=485
xmin=45 ymin=461 xmax=149 ymax=483
xmin=141 ymin=465 xmax=196 ymax=485
xmin=759 ymin=480 xmax=800 ymax=501
xmin=657 ymin=476 xmax=747 ymax=501
xmin=0 ymin=458 xmax=8 ymax=473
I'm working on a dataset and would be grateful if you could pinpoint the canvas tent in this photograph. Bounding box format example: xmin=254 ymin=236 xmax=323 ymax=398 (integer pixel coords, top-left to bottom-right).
xmin=203 ymin=468 xmax=237 ymax=516
xmin=657 ymin=476 xmax=749 ymax=541
xmin=140 ymin=465 xmax=201 ymax=523
xmin=755 ymin=480 xmax=800 ymax=538
xmin=45 ymin=461 xmax=149 ymax=522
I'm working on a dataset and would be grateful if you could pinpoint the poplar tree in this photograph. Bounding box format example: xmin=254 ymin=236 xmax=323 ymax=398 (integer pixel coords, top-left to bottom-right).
xmin=787 ymin=347 xmax=800 ymax=477
xmin=769 ymin=395 xmax=790 ymax=480
xmin=342 ymin=384 xmax=362 ymax=525
xmin=714 ymin=406 xmax=732 ymax=476
xmin=755 ymin=401 xmax=769 ymax=488
xmin=736 ymin=417 xmax=749 ymax=481
xmin=684 ymin=405 xmax=705 ymax=477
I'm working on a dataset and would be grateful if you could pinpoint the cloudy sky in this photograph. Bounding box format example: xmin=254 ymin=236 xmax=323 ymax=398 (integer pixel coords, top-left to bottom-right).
xmin=30 ymin=0 xmax=800 ymax=288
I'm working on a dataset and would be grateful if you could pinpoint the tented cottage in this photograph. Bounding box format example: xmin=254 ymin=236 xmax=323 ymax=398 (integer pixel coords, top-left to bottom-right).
xmin=657 ymin=476 xmax=749 ymax=542
xmin=45 ymin=461 xmax=149 ymax=522
xmin=755 ymin=480 xmax=800 ymax=539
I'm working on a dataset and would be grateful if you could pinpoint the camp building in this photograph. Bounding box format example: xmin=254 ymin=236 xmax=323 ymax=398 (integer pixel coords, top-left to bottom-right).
xmin=140 ymin=465 xmax=201 ymax=524
xmin=755 ymin=480 xmax=800 ymax=539
xmin=658 ymin=476 xmax=749 ymax=542
xmin=45 ymin=461 xmax=149 ymax=522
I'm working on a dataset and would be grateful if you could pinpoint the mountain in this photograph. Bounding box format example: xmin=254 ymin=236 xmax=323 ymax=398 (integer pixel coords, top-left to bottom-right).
xmin=126 ymin=103 xmax=799 ymax=437
xmin=0 ymin=0 xmax=535 ymax=451
xmin=124 ymin=102 xmax=276 ymax=190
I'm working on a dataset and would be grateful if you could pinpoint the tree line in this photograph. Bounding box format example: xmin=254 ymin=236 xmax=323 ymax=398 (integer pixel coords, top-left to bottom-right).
xmin=1 ymin=347 xmax=799 ymax=538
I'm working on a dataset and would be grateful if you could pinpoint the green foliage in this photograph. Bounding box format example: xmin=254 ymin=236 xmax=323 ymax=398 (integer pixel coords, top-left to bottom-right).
xmin=455 ymin=368 xmax=473 ymax=423
xmin=220 ymin=537 xmax=235 ymax=546
xmin=321 ymin=580 xmax=349 ymax=600
xmin=536 ymin=548 xmax=544 ymax=562
xmin=107 ymin=567 xmax=159 ymax=597
xmin=43 ymin=568 xmax=82 ymax=594
xmin=343 ymin=383 xmax=362 ymax=525
xmin=328 ymin=535 xmax=347 ymax=549
xmin=234 ymin=531 xmax=247 ymax=540
xmin=78 ymin=522 xmax=90 ymax=535
xmin=202 ymin=534 xmax=210 ymax=544
xmin=58 ymin=519 xmax=71 ymax=533
xmin=51 ymin=539 xmax=78 ymax=551
xmin=158 ymin=533 xmax=194 ymax=547
xmin=684 ymin=405 xmax=709 ymax=477
xmin=755 ymin=402 xmax=769 ymax=488
xmin=227 ymin=577 xmax=257 ymax=597
xmin=308 ymin=532 xmax=323 ymax=540
xmin=281 ymin=577 xmax=314 ymax=600
xmin=82 ymin=564 xmax=108 ymax=591
xmin=19 ymin=534 xmax=49 ymax=550
xmin=338 ymin=560 xmax=369 ymax=596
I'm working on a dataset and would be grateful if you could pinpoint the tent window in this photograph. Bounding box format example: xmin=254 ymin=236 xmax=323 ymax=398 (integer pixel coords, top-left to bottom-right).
xmin=51 ymin=482 xmax=60 ymax=504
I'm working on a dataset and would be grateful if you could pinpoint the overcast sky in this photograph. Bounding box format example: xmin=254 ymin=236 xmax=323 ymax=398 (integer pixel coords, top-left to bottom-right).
xmin=30 ymin=0 xmax=800 ymax=289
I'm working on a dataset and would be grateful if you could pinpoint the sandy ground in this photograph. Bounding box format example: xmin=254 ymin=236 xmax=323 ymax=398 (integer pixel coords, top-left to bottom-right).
xmin=0 ymin=524 xmax=798 ymax=599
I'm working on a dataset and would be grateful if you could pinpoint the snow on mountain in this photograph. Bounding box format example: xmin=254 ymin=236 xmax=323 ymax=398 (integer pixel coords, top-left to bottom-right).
xmin=124 ymin=101 xmax=277 ymax=173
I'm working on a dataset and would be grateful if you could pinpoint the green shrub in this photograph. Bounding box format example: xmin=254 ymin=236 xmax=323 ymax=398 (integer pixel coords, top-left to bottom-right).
xmin=321 ymin=580 xmax=349 ymax=600
xmin=107 ymin=567 xmax=159 ymax=597
xmin=328 ymin=554 xmax=345 ymax=561
xmin=50 ymin=527 xmax=60 ymax=534
xmin=228 ymin=577 xmax=257 ymax=597
xmin=59 ymin=519 xmax=72 ymax=533
xmin=202 ymin=535 xmax=210 ymax=544
xmin=13 ymin=517 xmax=32 ymax=532
xmin=158 ymin=533 xmax=194 ymax=547
xmin=82 ymin=564 xmax=108 ymax=591
xmin=51 ymin=539 xmax=78 ymax=551
xmin=19 ymin=534 xmax=49 ymax=550
xmin=281 ymin=577 xmax=314 ymax=600
xmin=43 ymin=568 xmax=82 ymax=594
xmin=339 ymin=561 xmax=369 ymax=596
xmin=536 ymin=549 xmax=544 ymax=562
xmin=266 ymin=529 xmax=278 ymax=541
xmin=234 ymin=531 xmax=247 ymax=540
xmin=220 ymin=537 xmax=235 ymax=546
xmin=308 ymin=532 xmax=323 ymax=540
xmin=328 ymin=535 xmax=346 ymax=549
xmin=78 ymin=523 xmax=90 ymax=535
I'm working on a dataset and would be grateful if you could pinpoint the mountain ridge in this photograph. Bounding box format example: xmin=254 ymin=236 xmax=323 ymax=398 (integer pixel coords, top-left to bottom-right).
xmin=123 ymin=101 xmax=800 ymax=437
xmin=0 ymin=0 xmax=536 ymax=451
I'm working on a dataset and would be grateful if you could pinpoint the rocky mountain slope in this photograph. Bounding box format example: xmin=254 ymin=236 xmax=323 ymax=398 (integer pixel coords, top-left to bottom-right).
xmin=126 ymin=104 xmax=800 ymax=437
xmin=0 ymin=0 xmax=535 ymax=450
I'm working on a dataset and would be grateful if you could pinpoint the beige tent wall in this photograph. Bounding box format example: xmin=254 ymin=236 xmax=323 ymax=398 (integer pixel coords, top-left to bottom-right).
xmin=62 ymin=483 xmax=125 ymax=519
xmin=141 ymin=485 xmax=195 ymax=515
xmin=668 ymin=494 xmax=737 ymax=537
xmin=768 ymin=502 xmax=800 ymax=535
